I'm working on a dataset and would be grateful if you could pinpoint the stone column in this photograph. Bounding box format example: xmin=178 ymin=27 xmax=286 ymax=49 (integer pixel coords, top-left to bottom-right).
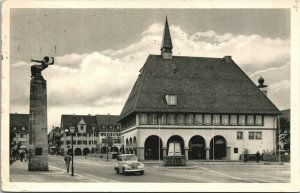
xmin=184 ymin=147 xmax=189 ymax=161
xmin=226 ymin=146 xmax=231 ymax=160
xmin=136 ymin=147 xmax=145 ymax=161
xmin=162 ymin=147 xmax=167 ymax=157
xmin=205 ymin=147 xmax=210 ymax=160
xmin=28 ymin=77 xmax=49 ymax=171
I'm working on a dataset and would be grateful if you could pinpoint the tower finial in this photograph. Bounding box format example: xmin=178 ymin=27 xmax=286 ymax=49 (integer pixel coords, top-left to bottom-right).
xmin=161 ymin=16 xmax=173 ymax=59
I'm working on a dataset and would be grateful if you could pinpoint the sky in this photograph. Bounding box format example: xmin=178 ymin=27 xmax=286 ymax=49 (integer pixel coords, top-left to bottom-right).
xmin=9 ymin=9 xmax=290 ymax=132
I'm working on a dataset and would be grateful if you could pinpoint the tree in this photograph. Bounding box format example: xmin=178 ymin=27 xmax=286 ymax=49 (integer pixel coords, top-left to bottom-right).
xmin=277 ymin=117 xmax=290 ymax=154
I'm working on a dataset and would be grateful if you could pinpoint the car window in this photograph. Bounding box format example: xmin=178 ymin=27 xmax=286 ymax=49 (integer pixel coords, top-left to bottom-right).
xmin=117 ymin=157 xmax=122 ymax=161
xmin=124 ymin=155 xmax=137 ymax=161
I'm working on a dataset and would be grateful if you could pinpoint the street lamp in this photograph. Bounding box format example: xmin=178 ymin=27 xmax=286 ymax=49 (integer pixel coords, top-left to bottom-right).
xmin=65 ymin=127 xmax=75 ymax=176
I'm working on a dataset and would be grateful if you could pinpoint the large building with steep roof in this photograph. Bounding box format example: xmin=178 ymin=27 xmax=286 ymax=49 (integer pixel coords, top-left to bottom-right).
xmin=118 ymin=17 xmax=280 ymax=161
xmin=60 ymin=114 xmax=121 ymax=155
xmin=10 ymin=113 xmax=30 ymax=150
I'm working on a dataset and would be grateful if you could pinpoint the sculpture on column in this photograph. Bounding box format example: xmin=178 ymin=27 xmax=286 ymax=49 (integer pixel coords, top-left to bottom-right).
xmin=31 ymin=56 xmax=54 ymax=78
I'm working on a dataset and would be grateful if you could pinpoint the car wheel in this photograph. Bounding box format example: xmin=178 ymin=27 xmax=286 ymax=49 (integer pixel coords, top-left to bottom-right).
xmin=115 ymin=168 xmax=119 ymax=174
xmin=122 ymin=168 xmax=126 ymax=175
xmin=140 ymin=171 xmax=144 ymax=175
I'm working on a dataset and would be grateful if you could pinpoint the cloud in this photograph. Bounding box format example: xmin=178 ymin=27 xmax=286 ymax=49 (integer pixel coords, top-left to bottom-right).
xmin=10 ymin=23 xmax=290 ymax=129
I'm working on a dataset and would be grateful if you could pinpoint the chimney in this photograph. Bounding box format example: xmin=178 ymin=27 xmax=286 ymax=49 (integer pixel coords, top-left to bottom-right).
xmin=223 ymin=56 xmax=232 ymax=63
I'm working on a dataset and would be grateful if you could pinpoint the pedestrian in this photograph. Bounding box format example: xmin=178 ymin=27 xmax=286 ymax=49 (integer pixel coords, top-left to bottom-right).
xmin=64 ymin=154 xmax=71 ymax=173
xmin=244 ymin=153 xmax=248 ymax=163
xmin=256 ymin=151 xmax=261 ymax=163
xmin=20 ymin=151 xmax=25 ymax=162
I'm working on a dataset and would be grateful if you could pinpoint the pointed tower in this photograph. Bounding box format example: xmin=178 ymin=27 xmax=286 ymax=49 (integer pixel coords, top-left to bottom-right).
xmin=161 ymin=16 xmax=173 ymax=59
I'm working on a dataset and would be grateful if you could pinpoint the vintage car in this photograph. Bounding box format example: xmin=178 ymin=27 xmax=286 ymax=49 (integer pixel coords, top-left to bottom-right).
xmin=114 ymin=154 xmax=145 ymax=175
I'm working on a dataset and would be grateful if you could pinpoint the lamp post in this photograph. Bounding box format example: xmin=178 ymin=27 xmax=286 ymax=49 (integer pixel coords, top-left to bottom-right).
xmin=65 ymin=127 xmax=75 ymax=176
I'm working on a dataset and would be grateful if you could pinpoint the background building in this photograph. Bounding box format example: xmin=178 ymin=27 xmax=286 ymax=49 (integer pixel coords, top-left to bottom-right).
xmin=118 ymin=18 xmax=280 ymax=161
xmin=10 ymin=113 xmax=29 ymax=151
xmin=60 ymin=114 xmax=121 ymax=155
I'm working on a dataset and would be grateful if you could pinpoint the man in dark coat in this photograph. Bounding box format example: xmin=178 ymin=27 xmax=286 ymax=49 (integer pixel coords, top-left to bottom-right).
xmin=64 ymin=154 xmax=71 ymax=173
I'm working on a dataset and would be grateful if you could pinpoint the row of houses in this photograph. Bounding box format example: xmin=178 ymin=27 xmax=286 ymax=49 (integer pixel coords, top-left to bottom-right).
xmin=10 ymin=17 xmax=281 ymax=161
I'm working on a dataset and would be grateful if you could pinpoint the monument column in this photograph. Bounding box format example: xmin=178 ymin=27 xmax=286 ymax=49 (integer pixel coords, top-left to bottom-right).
xmin=28 ymin=56 xmax=54 ymax=171
xmin=28 ymin=76 xmax=49 ymax=171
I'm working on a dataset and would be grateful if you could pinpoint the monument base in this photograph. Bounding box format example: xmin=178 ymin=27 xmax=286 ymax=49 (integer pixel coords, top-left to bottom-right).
xmin=28 ymin=146 xmax=49 ymax=171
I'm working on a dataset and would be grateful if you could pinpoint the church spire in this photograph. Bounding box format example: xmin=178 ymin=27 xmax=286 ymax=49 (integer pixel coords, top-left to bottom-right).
xmin=161 ymin=16 xmax=173 ymax=59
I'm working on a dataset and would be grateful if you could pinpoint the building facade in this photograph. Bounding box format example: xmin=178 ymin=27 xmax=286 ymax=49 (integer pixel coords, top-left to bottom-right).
xmin=10 ymin=113 xmax=30 ymax=151
xmin=118 ymin=18 xmax=280 ymax=161
xmin=60 ymin=114 xmax=121 ymax=155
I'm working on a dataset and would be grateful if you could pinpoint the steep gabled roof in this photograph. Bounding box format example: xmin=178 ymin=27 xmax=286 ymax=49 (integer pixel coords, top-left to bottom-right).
xmin=96 ymin=115 xmax=120 ymax=132
xmin=60 ymin=114 xmax=98 ymax=133
xmin=10 ymin=113 xmax=29 ymax=132
xmin=119 ymin=55 xmax=280 ymax=120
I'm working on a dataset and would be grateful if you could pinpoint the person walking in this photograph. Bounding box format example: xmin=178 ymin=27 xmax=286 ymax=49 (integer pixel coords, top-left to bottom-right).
xmin=256 ymin=151 xmax=261 ymax=163
xmin=64 ymin=154 xmax=71 ymax=173
xmin=20 ymin=151 xmax=25 ymax=162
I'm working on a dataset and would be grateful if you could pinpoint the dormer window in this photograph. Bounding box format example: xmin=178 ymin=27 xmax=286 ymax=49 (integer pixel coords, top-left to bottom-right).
xmin=165 ymin=95 xmax=177 ymax=105
xmin=21 ymin=126 xmax=25 ymax=131
xmin=13 ymin=127 xmax=17 ymax=131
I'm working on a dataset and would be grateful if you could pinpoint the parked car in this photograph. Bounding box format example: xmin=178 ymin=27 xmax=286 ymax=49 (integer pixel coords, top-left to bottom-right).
xmin=114 ymin=154 xmax=145 ymax=175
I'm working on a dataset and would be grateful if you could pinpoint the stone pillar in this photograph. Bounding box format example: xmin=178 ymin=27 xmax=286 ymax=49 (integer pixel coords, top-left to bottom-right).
xmin=226 ymin=146 xmax=231 ymax=160
xmin=136 ymin=147 xmax=145 ymax=161
xmin=28 ymin=77 xmax=49 ymax=171
xmin=205 ymin=147 xmax=210 ymax=160
xmin=184 ymin=147 xmax=189 ymax=161
xmin=162 ymin=147 xmax=167 ymax=157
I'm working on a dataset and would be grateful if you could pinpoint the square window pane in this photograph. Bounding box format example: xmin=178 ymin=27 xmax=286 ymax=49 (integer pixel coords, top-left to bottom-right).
xmin=256 ymin=115 xmax=263 ymax=125
xmin=237 ymin=131 xmax=243 ymax=139
xmin=222 ymin=115 xmax=229 ymax=125
xmin=247 ymin=115 xmax=255 ymax=125
xmin=230 ymin=115 xmax=238 ymax=125
xmin=204 ymin=114 xmax=211 ymax=125
xmin=195 ymin=114 xmax=203 ymax=125
xmin=249 ymin=132 xmax=255 ymax=139
xmin=239 ymin=115 xmax=246 ymax=125
xmin=256 ymin=132 xmax=262 ymax=139
xmin=213 ymin=115 xmax=220 ymax=125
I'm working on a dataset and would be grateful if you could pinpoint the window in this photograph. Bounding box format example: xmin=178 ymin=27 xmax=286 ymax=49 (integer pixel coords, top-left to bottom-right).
xmin=80 ymin=125 xmax=84 ymax=130
xmin=73 ymin=140 xmax=76 ymax=145
xmin=94 ymin=140 xmax=97 ymax=144
xmin=237 ymin=131 xmax=243 ymax=139
xmin=89 ymin=141 xmax=91 ymax=145
xmin=213 ymin=115 xmax=220 ymax=125
xmin=83 ymin=140 xmax=87 ymax=145
xmin=234 ymin=148 xmax=238 ymax=154
xmin=61 ymin=141 xmax=64 ymax=145
xmin=160 ymin=114 xmax=167 ymax=125
xmin=13 ymin=127 xmax=17 ymax=131
xmin=195 ymin=114 xmax=203 ymax=125
xmin=247 ymin=115 xmax=254 ymax=125
xmin=176 ymin=114 xmax=185 ymax=125
xmin=95 ymin=133 xmax=99 ymax=137
xmin=204 ymin=114 xmax=211 ymax=125
xmin=101 ymin=133 xmax=106 ymax=136
xmin=78 ymin=140 xmax=82 ymax=145
xmin=102 ymin=125 xmax=106 ymax=129
xmin=249 ymin=132 xmax=255 ymax=139
xmin=149 ymin=113 xmax=158 ymax=124
xmin=230 ymin=115 xmax=238 ymax=125
xmin=21 ymin=126 xmax=25 ymax=131
xmin=255 ymin=115 xmax=263 ymax=125
xmin=167 ymin=114 xmax=176 ymax=125
xmin=66 ymin=140 xmax=71 ymax=145
xmin=165 ymin=95 xmax=177 ymax=105
xmin=117 ymin=126 xmax=120 ymax=129
xmin=221 ymin=115 xmax=229 ymax=125
xmin=239 ymin=115 xmax=246 ymax=125
xmin=255 ymin=132 xmax=262 ymax=140
xmin=109 ymin=126 xmax=112 ymax=129
xmin=77 ymin=133 xmax=82 ymax=137
xmin=140 ymin=113 xmax=148 ymax=124
xmin=186 ymin=114 xmax=194 ymax=125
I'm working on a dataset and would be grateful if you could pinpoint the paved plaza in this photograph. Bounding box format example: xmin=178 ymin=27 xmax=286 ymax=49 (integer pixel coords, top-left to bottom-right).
xmin=10 ymin=155 xmax=290 ymax=183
